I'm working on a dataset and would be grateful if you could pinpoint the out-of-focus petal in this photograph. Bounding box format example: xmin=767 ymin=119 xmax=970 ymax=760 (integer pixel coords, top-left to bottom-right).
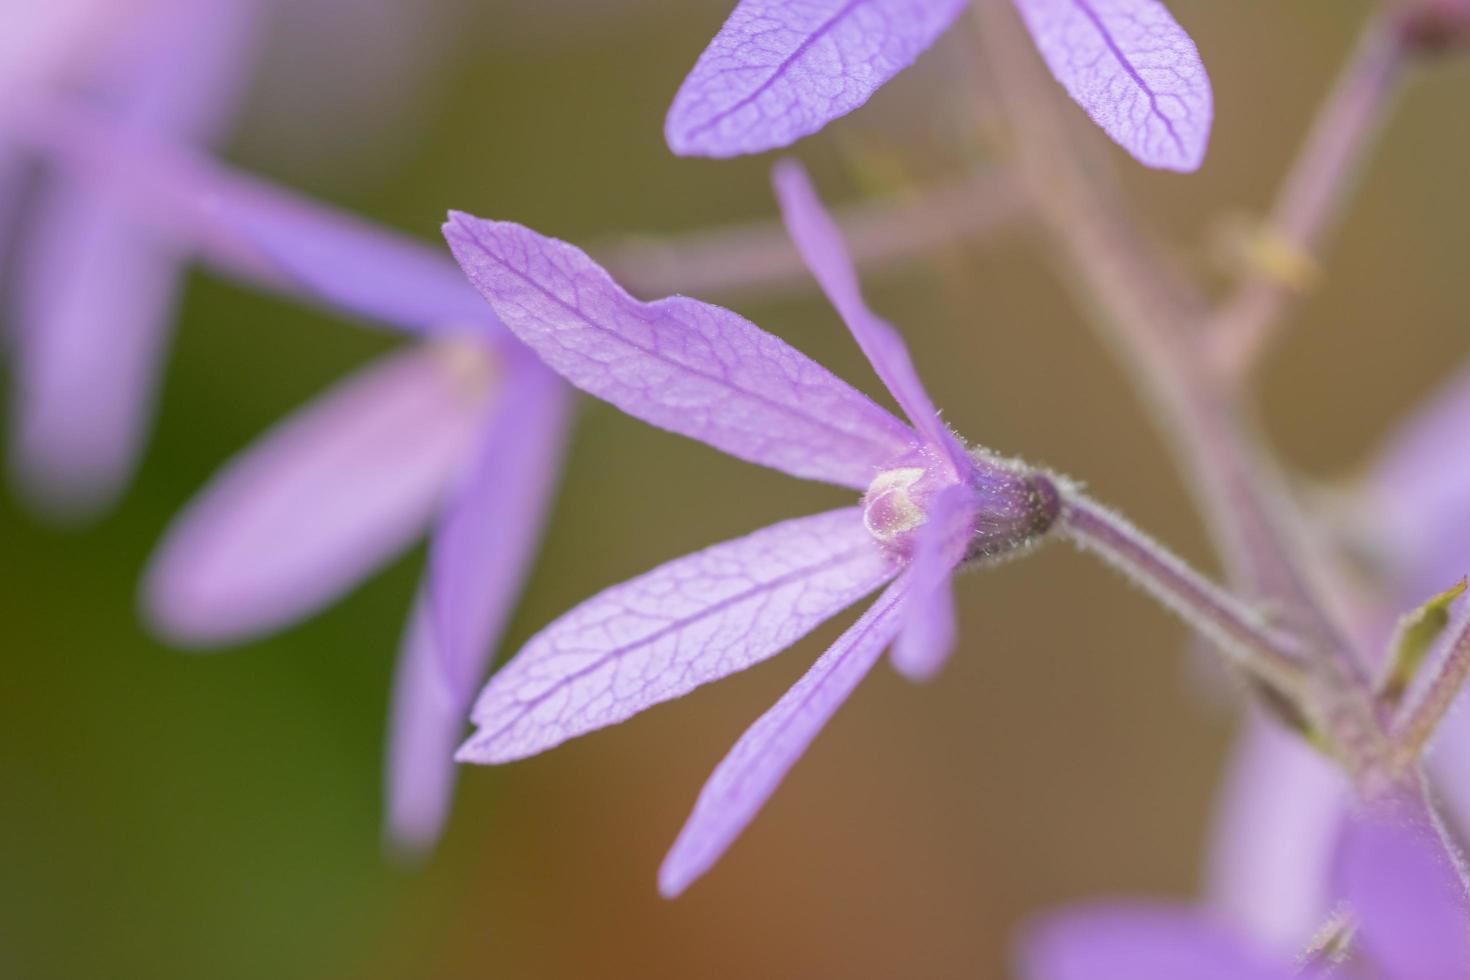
xmin=143 ymin=344 xmax=491 ymax=646
xmin=890 ymin=483 xmax=971 ymax=681
xmin=658 ymin=572 xmax=910 ymax=897
xmin=1010 ymin=0 xmax=1212 ymax=171
xmin=5 ymin=0 xmax=263 ymax=517
xmin=1332 ymin=799 xmax=1470 ymax=978
xmin=772 ymin=159 xmax=963 ymax=466
xmin=1204 ymin=711 xmax=1347 ymax=954
xmin=213 ymin=185 xmax=501 ymax=339
xmin=443 ymin=212 xmax=915 ymax=490
xmin=429 ymin=359 xmax=572 ymax=700
xmin=457 ymin=507 xmax=897 ymax=764
xmin=15 ymin=107 xmax=497 ymax=339
xmin=665 ymin=0 xmax=968 ymax=158
xmin=7 ymin=191 xmax=179 ymax=517
xmin=1017 ymin=902 xmax=1292 ymax=980
xmin=1364 ymin=362 xmax=1470 ymax=599
xmin=383 ymin=592 xmax=462 ymax=856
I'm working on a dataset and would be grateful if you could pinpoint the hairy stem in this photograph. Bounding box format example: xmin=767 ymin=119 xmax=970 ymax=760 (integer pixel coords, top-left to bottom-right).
xmin=1207 ymin=15 xmax=1408 ymax=380
xmin=1059 ymin=490 xmax=1309 ymax=700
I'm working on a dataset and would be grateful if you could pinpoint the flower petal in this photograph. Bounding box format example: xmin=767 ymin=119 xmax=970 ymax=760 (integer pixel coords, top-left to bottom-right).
xmin=383 ymin=591 xmax=462 ymax=856
xmin=443 ymin=212 xmax=915 ymax=489
xmin=20 ymin=106 xmax=495 ymax=340
xmin=1011 ymin=0 xmax=1212 ymax=172
xmin=210 ymin=183 xmax=501 ymax=340
xmin=7 ymin=194 xmax=181 ymax=518
xmin=658 ymin=572 xmax=910 ymax=897
xmin=772 ymin=159 xmax=962 ymax=465
xmin=143 ymin=344 xmax=490 ymax=646
xmin=1017 ymin=902 xmax=1293 ymax=980
xmin=1204 ymin=712 xmax=1346 ymax=954
xmin=890 ymin=483 xmax=972 ymax=681
xmin=1332 ymin=801 xmax=1470 ymax=978
xmin=457 ymin=507 xmax=897 ymax=764
xmin=665 ymin=0 xmax=968 ymax=158
xmin=6 ymin=0 xmax=261 ymax=518
xmin=429 ymin=359 xmax=572 ymax=701
xmin=1364 ymin=363 xmax=1470 ymax=600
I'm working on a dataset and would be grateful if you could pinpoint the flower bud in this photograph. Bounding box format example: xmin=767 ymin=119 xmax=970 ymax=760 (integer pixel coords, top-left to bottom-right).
xmin=861 ymin=445 xmax=1059 ymax=564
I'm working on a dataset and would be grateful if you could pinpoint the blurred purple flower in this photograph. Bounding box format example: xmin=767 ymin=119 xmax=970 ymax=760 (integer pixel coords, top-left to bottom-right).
xmin=18 ymin=108 xmax=574 ymax=854
xmin=2 ymin=0 xmax=265 ymax=520
xmin=444 ymin=158 xmax=1061 ymax=895
xmin=666 ymin=0 xmax=1213 ymax=171
xmin=1019 ymin=797 xmax=1470 ymax=979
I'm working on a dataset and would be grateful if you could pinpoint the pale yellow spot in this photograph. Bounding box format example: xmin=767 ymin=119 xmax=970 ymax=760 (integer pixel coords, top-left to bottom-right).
xmin=431 ymin=336 xmax=498 ymax=406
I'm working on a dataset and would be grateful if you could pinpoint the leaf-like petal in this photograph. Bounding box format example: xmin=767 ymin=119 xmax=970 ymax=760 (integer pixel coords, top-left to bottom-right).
xmin=429 ymin=359 xmax=572 ymax=702
xmin=457 ymin=507 xmax=896 ymax=764
xmin=772 ymin=159 xmax=962 ymax=465
xmin=1012 ymin=0 xmax=1212 ymax=172
xmin=143 ymin=345 xmax=489 ymax=646
xmin=659 ymin=572 xmax=909 ymax=897
xmin=383 ymin=592 xmax=463 ymax=855
xmin=666 ymin=0 xmax=969 ymax=157
xmin=444 ymin=212 xmax=915 ymax=489
xmin=1017 ymin=903 xmax=1293 ymax=980
xmin=890 ymin=483 xmax=971 ymax=680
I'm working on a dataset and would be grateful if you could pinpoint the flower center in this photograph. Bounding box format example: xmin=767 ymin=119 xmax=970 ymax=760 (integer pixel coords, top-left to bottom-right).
xmin=432 ymin=336 xmax=497 ymax=405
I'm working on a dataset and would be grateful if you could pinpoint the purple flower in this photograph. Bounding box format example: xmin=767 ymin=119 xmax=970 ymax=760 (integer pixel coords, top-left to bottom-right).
xmin=3 ymin=0 xmax=264 ymax=519
xmin=666 ymin=0 xmax=1212 ymax=171
xmin=20 ymin=111 xmax=574 ymax=854
xmin=1019 ymin=798 xmax=1470 ymax=979
xmin=444 ymin=158 xmax=1062 ymax=894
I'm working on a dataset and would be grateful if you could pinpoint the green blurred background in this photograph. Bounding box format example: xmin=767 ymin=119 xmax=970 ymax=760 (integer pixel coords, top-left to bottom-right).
xmin=3 ymin=1 xmax=1468 ymax=977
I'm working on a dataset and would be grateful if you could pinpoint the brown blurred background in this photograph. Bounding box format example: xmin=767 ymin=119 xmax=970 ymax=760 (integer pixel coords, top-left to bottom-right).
xmin=2 ymin=1 xmax=1468 ymax=977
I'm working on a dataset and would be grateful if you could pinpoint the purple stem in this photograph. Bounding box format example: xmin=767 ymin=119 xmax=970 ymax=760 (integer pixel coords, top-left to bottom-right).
xmin=1207 ymin=16 xmax=1407 ymax=379
xmin=603 ymin=168 xmax=1026 ymax=300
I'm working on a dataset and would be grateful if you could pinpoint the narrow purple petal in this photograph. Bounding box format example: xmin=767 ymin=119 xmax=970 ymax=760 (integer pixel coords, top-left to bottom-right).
xmin=1011 ymin=0 xmax=1212 ymax=172
xmin=666 ymin=0 xmax=969 ymax=158
xmin=1204 ymin=713 xmax=1346 ymax=953
xmin=383 ymin=592 xmax=462 ymax=855
xmin=5 ymin=0 xmax=261 ymax=517
xmin=658 ymin=573 xmax=910 ymax=897
xmin=429 ymin=359 xmax=572 ymax=701
xmin=443 ymin=212 xmax=916 ymax=489
xmin=772 ymin=159 xmax=962 ymax=465
xmin=143 ymin=344 xmax=491 ymax=646
xmin=1332 ymin=801 xmax=1470 ymax=978
xmin=890 ymin=483 xmax=972 ymax=681
xmin=7 ymin=193 xmax=180 ymax=517
xmin=18 ymin=106 xmax=496 ymax=339
xmin=457 ymin=508 xmax=897 ymax=764
xmin=210 ymin=182 xmax=502 ymax=340
xmin=1018 ymin=903 xmax=1293 ymax=980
